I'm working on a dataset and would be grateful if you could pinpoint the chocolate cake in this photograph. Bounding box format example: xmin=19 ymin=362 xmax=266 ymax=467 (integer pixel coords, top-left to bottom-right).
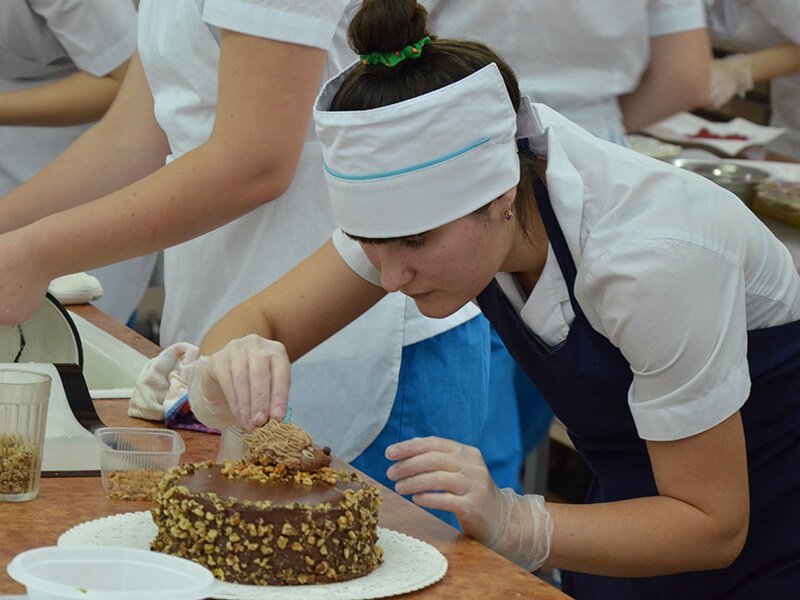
xmin=150 ymin=422 xmax=382 ymax=585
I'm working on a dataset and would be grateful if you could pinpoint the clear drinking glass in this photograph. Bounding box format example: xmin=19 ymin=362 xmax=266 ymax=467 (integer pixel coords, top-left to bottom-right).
xmin=0 ymin=369 xmax=51 ymax=502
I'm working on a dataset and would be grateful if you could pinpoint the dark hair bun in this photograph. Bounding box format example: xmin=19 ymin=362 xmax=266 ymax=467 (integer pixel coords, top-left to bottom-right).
xmin=348 ymin=0 xmax=429 ymax=55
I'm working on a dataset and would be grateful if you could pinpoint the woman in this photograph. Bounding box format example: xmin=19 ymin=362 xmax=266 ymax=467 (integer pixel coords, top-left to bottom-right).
xmin=0 ymin=0 xmax=501 ymax=527
xmin=189 ymin=1 xmax=800 ymax=597
xmin=0 ymin=0 xmax=154 ymax=323
xmin=419 ymin=0 xmax=711 ymax=478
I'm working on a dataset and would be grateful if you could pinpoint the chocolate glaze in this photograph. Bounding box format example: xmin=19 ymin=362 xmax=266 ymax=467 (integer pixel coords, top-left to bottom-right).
xmin=152 ymin=461 xmax=383 ymax=585
xmin=179 ymin=464 xmax=358 ymax=506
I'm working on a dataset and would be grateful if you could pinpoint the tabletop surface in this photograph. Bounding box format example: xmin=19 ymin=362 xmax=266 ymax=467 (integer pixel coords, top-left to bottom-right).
xmin=0 ymin=305 xmax=569 ymax=599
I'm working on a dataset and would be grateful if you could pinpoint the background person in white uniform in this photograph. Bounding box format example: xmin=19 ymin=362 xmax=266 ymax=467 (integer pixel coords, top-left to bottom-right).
xmin=188 ymin=3 xmax=800 ymax=595
xmin=421 ymin=0 xmax=711 ymax=145
xmin=0 ymin=0 xmax=155 ymax=323
xmin=704 ymin=0 xmax=800 ymax=159
xmin=0 ymin=0 xmax=499 ymax=526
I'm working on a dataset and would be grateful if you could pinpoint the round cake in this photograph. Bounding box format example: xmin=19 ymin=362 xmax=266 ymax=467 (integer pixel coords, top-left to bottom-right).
xmin=150 ymin=422 xmax=382 ymax=585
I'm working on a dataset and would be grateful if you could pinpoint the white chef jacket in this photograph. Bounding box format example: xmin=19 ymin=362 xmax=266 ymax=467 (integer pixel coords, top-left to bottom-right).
xmin=335 ymin=101 xmax=800 ymax=442
xmin=705 ymin=0 xmax=800 ymax=159
xmin=416 ymin=0 xmax=706 ymax=144
xmin=0 ymin=0 xmax=156 ymax=323
xmin=137 ymin=0 xmax=478 ymax=460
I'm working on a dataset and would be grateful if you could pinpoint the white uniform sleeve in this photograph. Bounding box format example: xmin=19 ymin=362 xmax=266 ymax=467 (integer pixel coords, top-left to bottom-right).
xmin=578 ymin=238 xmax=750 ymax=441
xmin=203 ymin=0 xmax=350 ymax=50
xmin=649 ymin=0 xmax=706 ymax=37
xmin=331 ymin=229 xmax=383 ymax=287
xmin=750 ymin=0 xmax=800 ymax=46
xmin=27 ymin=0 xmax=137 ymax=76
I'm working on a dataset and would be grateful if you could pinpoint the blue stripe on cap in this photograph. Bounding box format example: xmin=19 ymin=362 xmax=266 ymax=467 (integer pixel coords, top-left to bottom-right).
xmin=323 ymin=137 xmax=492 ymax=181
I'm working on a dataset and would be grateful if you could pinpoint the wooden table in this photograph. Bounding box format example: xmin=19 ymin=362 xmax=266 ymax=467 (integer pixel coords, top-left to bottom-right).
xmin=0 ymin=305 xmax=569 ymax=599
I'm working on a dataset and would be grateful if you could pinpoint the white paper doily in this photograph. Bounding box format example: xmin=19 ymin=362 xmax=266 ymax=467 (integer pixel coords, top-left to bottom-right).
xmin=58 ymin=512 xmax=447 ymax=599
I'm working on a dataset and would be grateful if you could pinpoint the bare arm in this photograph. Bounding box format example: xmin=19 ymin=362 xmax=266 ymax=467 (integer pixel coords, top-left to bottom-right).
xmin=0 ymin=62 xmax=129 ymax=126
xmin=200 ymin=240 xmax=387 ymax=360
xmin=0 ymin=52 xmax=170 ymax=232
xmin=546 ymin=412 xmax=749 ymax=576
xmin=25 ymin=31 xmax=325 ymax=264
xmin=0 ymin=31 xmax=327 ymax=324
xmin=620 ymin=28 xmax=712 ymax=133
xmin=747 ymin=42 xmax=800 ymax=82
xmin=388 ymin=412 xmax=748 ymax=577
xmin=192 ymin=240 xmax=386 ymax=428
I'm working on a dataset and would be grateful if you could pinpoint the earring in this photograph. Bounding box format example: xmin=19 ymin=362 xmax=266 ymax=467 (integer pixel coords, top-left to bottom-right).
xmin=503 ymin=209 xmax=513 ymax=221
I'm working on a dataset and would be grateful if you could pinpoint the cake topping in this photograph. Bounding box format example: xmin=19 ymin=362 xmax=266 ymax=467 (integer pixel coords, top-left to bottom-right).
xmin=242 ymin=421 xmax=332 ymax=471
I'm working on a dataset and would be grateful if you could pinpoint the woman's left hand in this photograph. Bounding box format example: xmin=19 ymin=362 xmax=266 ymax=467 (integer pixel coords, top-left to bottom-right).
xmin=385 ymin=436 xmax=503 ymax=543
xmin=386 ymin=436 xmax=554 ymax=571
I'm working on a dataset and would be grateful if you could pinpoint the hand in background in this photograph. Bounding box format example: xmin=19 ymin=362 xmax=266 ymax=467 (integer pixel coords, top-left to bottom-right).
xmin=706 ymin=54 xmax=753 ymax=109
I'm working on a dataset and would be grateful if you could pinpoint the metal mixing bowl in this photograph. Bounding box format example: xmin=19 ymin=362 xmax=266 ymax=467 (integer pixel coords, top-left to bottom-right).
xmin=667 ymin=158 xmax=771 ymax=205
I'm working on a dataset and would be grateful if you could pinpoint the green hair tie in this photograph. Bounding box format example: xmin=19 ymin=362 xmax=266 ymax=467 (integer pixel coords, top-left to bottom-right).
xmin=360 ymin=36 xmax=431 ymax=67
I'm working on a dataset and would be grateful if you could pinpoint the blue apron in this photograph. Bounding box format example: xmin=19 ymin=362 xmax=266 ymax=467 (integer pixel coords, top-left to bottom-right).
xmin=476 ymin=172 xmax=800 ymax=598
xmin=351 ymin=315 xmax=491 ymax=528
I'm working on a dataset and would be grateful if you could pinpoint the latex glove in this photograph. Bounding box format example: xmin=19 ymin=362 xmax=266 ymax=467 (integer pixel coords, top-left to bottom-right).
xmin=386 ymin=437 xmax=554 ymax=571
xmin=129 ymin=342 xmax=200 ymax=421
xmin=707 ymin=54 xmax=753 ymax=109
xmin=0 ymin=229 xmax=53 ymax=325
xmin=187 ymin=334 xmax=291 ymax=431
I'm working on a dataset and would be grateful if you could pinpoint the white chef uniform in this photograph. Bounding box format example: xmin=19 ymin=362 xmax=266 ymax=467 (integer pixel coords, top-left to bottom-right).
xmin=705 ymin=0 xmax=800 ymax=159
xmin=335 ymin=0 xmax=705 ymax=468
xmin=0 ymin=0 xmax=157 ymax=323
xmin=416 ymin=0 xmax=706 ymax=145
xmin=334 ymin=100 xmax=800 ymax=441
xmin=137 ymin=0 xmax=479 ymax=460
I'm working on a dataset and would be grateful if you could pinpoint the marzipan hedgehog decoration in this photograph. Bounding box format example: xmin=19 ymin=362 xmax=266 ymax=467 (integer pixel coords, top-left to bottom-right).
xmin=242 ymin=420 xmax=332 ymax=471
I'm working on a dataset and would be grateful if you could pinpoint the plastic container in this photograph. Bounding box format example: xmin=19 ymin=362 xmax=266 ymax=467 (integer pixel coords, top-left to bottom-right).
xmin=7 ymin=546 xmax=216 ymax=600
xmin=94 ymin=427 xmax=184 ymax=501
xmin=0 ymin=369 xmax=51 ymax=502
xmin=216 ymin=424 xmax=248 ymax=463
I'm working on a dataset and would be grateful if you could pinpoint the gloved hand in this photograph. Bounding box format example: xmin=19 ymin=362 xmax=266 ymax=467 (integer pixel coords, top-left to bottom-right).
xmin=129 ymin=342 xmax=200 ymax=421
xmin=187 ymin=334 xmax=291 ymax=431
xmin=706 ymin=53 xmax=753 ymax=109
xmin=386 ymin=437 xmax=554 ymax=571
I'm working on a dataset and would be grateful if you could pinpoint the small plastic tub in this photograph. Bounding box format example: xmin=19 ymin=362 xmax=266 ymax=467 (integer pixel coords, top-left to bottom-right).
xmin=94 ymin=427 xmax=185 ymax=501
xmin=7 ymin=546 xmax=216 ymax=600
xmin=216 ymin=424 xmax=248 ymax=463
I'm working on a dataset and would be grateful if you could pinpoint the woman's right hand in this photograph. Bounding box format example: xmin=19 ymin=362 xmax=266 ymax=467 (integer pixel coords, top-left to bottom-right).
xmin=188 ymin=334 xmax=291 ymax=430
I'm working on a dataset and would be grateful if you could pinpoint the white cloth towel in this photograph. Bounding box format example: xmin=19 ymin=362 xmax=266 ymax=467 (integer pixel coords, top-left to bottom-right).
xmin=128 ymin=342 xmax=200 ymax=421
xmin=48 ymin=272 xmax=104 ymax=305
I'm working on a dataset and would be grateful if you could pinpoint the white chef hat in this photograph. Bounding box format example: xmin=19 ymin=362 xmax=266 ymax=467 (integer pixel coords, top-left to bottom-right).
xmin=314 ymin=62 xmax=520 ymax=238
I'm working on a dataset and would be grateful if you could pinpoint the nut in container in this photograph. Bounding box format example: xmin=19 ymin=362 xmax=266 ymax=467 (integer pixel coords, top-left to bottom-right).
xmin=95 ymin=427 xmax=185 ymax=500
xmin=0 ymin=369 xmax=51 ymax=502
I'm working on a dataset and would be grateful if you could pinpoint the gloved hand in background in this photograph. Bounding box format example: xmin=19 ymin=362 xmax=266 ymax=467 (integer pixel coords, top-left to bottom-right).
xmin=187 ymin=334 xmax=291 ymax=431
xmin=706 ymin=53 xmax=753 ymax=109
xmin=129 ymin=342 xmax=200 ymax=421
xmin=386 ymin=436 xmax=554 ymax=571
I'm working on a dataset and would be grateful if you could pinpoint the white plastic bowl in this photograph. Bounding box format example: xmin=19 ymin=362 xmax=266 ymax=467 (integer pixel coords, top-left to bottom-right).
xmin=7 ymin=546 xmax=216 ymax=600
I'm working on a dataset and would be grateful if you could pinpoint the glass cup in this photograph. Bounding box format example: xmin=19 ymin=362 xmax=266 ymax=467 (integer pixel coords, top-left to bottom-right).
xmin=0 ymin=369 xmax=51 ymax=502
